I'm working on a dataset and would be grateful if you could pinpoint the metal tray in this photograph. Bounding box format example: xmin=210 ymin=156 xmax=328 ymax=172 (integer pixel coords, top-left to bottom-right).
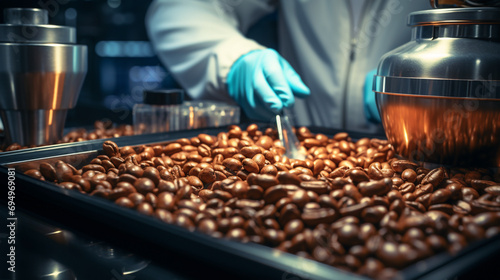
xmin=1 ymin=127 xmax=499 ymax=280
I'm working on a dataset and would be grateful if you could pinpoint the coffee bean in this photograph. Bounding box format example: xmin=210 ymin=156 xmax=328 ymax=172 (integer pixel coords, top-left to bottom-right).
xmin=254 ymin=135 xmax=272 ymax=150
xmin=222 ymin=158 xmax=242 ymax=172
xmin=24 ymin=169 xmax=44 ymax=180
xmin=367 ymin=163 xmax=384 ymax=180
xmin=264 ymin=185 xmax=288 ymax=204
xmin=239 ymin=146 xmax=260 ymax=158
xmin=359 ymin=257 xmax=384 ymax=278
xmin=485 ymin=185 xmax=500 ymax=196
xmin=134 ymin=178 xmax=155 ymax=194
xmin=402 ymin=169 xmax=417 ymax=183
xmin=421 ymin=167 xmax=446 ymax=187
xmin=258 ymin=165 xmax=276 ymax=176
xmin=429 ymin=189 xmax=451 ymax=205
xmin=231 ymin=180 xmax=248 ymax=199
xmin=137 ymin=202 xmax=154 ymax=215
xmin=163 ymin=143 xmax=182 ymax=155
xmin=414 ymin=183 xmax=434 ymax=198
xmin=242 ymin=158 xmax=260 ymax=173
xmin=126 ymin=165 xmax=143 ymax=178
xmin=247 ymin=174 xmax=278 ymax=189
xmin=199 ymin=167 xmax=216 ymax=184
xmin=376 ymin=241 xmax=405 ymax=268
xmin=362 ymin=205 xmax=388 ymax=224
xmin=462 ymin=187 xmax=479 ymax=201
xmin=247 ymin=185 xmax=264 ymax=200
xmin=185 ymin=175 xmax=202 ymax=190
xmin=115 ymin=197 xmax=134 ymax=208
xmin=486 ymin=227 xmax=500 ymax=238
xmin=156 ymin=192 xmax=176 ymax=211
xmin=279 ymin=203 xmax=301 ymax=226
xmin=174 ymin=213 xmax=195 ymax=231
xmin=263 ymin=229 xmax=285 ymax=247
xmin=358 ymin=178 xmax=392 ymax=196
xmin=102 ymin=141 xmax=120 ymax=157
xmin=391 ymin=160 xmax=419 ymax=173
xmin=290 ymin=189 xmax=309 ymax=209
xmin=128 ymin=192 xmax=145 ymax=207
xmin=300 ymin=180 xmax=330 ymax=194
xmin=81 ymin=164 xmax=105 ymax=174
xmin=283 ymin=219 xmax=304 ymax=239
xmin=54 ymin=161 xmax=74 ymax=182
xmin=302 ymin=208 xmax=338 ymax=227
xmin=338 ymin=223 xmax=362 ymax=246
xmin=348 ymin=169 xmax=370 ymax=185
xmin=396 ymin=182 xmax=415 ymax=194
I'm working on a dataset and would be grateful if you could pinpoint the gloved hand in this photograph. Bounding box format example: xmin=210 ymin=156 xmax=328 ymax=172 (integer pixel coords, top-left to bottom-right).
xmin=226 ymin=49 xmax=310 ymax=121
xmin=363 ymin=68 xmax=381 ymax=123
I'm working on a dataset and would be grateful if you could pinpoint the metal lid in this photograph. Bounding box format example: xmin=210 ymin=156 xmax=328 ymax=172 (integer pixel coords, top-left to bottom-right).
xmin=143 ymin=89 xmax=185 ymax=105
xmin=430 ymin=0 xmax=500 ymax=8
xmin=408 ymin=7 xmax=500 ymax=26
xmin=0 ymin=8 xmax=75 ymax=44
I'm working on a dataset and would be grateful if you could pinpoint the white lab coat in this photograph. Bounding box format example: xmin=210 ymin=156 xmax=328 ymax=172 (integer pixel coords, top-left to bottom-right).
xmin=146 ymin=0 xmax=431 ymax=133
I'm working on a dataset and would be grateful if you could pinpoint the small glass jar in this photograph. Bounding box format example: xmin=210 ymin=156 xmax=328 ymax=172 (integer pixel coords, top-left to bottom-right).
xmin=133 ymin=89 xmax=185 ymax=135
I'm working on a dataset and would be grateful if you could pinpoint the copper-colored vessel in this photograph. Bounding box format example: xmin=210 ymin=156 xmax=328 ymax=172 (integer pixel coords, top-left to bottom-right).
xmin=374 ymin=8 xmax=500 ymax=167
xmin=377 ymin=94 xmax=500 ymax=167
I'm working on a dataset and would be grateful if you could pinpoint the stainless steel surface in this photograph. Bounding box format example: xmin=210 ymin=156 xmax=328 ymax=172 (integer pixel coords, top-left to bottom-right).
xmin=4 ymin=8 xmax=48 ymax=25
xmin=0 ymin=8 xmax=87 ymax=146
xmin=0 ymin=8 xmax=75 ymax=43
xmin=376 ymin=9 xmax=500 ymax=82
xmin=411 ymin=7 xmax=500 ymax=23
xmin=374 ymin=7 xmax=500 ymax=167
xmin=0 ymin=109 xmax=68 ymax=146
xmin=373 ymin=76 xmax=500 ymax=98
xmin=0 ymin=25 xmax=76 ymax=44
xmin=431 ymin=0 xmax=500 ymax=8
xmin=414 ymin=22 xmax=500 ymax=39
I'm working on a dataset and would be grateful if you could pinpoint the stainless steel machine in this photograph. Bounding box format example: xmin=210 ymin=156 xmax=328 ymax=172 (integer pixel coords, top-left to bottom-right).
xmin=0 ymin=8 xmax=87 ymax=147
xmin=374 ymin=6 xmax=500 ymax=167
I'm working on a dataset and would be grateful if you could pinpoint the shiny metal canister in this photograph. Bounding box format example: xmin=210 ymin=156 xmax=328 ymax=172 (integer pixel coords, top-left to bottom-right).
xmin=374 ymin=8 xmax=500 ymax=167
xmin=0 ymin=8 xmax=87 ymax=146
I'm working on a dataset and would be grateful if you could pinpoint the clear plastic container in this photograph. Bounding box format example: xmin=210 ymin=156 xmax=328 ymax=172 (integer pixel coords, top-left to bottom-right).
xmin=133 ymin=89 xmax=185 ymax=135
xmin=133 ymin=89 xmax=240 ymax=135
xmin=180 ymin=101 xmax=240 ymax=129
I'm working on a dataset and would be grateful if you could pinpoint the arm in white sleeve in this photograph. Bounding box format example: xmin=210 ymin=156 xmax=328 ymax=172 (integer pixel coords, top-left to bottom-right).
xmin=145 ymin=0 xmax=273 ymax=101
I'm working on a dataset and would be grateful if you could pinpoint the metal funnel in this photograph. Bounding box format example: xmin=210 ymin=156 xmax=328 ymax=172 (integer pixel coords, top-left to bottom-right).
xmin=0 ymin=8 xmax=87 ymax=146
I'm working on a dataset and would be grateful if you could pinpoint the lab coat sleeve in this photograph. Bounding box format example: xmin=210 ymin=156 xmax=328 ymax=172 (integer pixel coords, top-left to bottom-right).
xmin=145 ymin=0 xmax=269 ymax=102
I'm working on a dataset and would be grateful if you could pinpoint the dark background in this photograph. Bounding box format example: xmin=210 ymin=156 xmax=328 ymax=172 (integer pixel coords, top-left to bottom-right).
xmin=0 ymin=0 xmax=278 ymax=129
xmin=0 ymin=0 xmax=180 ymax=128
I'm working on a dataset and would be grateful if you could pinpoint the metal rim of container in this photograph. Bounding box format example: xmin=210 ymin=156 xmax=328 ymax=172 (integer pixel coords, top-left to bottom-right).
xmin=0 ymin=25 xmax=76 ymax=44
xmin=431 ymin=0 xmax=500 ymax=8
xmin=413 ymin=24 xmax=500 ymax=39
xmin=408 ymin=7 xmax=500 ymax=26
xmin=373 ymin=75 xmax=500 ymax=99
xmin=0 ymin=7 xmax=75 ymax=44
xmin=4 ymin=8 xmax=48 ymax=25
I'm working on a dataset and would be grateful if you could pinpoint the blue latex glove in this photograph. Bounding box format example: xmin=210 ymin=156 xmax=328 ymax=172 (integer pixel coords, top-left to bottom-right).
xmin=364 ymin=68 xmax=381 ymax=123
xmin=226 ymin=49 xmax=310 ymax=121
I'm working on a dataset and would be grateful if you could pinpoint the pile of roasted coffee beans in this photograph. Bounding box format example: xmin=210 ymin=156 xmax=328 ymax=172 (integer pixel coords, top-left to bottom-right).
xmin=23 ymin=124 xmax=500 ymax=279
xmin=0 ymin=120 xmax=133 ymax=152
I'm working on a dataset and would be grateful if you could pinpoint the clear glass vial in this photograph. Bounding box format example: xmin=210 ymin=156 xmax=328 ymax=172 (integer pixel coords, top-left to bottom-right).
xmin=133 ymin=89 xmax=185 ymax=135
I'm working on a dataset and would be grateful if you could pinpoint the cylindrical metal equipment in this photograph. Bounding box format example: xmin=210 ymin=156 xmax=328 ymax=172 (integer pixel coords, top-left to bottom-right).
xmin=0 ymin=8 xmax=87 ymax=146
xmin=374 ymin=8 xmax=500 ymax=167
